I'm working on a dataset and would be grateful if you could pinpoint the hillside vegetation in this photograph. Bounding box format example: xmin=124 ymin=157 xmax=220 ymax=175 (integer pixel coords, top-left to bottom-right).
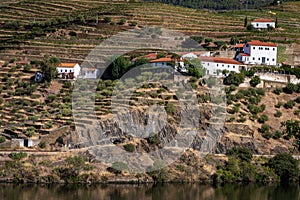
xmin=0 ymin=0 xmax=299 ymax=62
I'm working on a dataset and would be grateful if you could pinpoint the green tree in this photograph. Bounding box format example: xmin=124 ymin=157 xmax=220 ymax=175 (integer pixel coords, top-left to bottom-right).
xmin=186 ymin=58 xmax=205 ymax=78
xmin=268 ymin=153 xmax=299 ymax=182
xmin=223 ymin=72 xmax=245 ymax=86
xmin=41 ymin=56 xmax=60 ymax=82
xmin=250 ymin=75 xmax=261 ymax=87
xmin=244 ymin=16 xmax=248 ymax=27
xmin=110 ymin=56 xmax=131 ymax=79
xmin=246 ymin=24 xmax=254 ymax=31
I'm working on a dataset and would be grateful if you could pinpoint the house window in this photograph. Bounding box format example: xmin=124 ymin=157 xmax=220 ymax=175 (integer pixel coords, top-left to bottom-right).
xmin=208 ymin=63 xmax=209 ymax=66
xmin=267 ymin=58 xmax=269 ymax=61
xmin=222 ymin=64 xmax=224 ymax=67
xmin=256 ymin=23 xmax=259 ymax=26
xmin=265 ymin=48 xmax=269 ymax=50
xmin=228 ymin=65 xmax=230 ymax=68
xmin=70 ymin=69 xmax=72 ymax=72
xmin=253 ymin=47 xmax=255 ymax=50
xmin=217 ymin=64 xmax=218 ymax=67
xmin=273 ymin=48 xmax=275 ymax=51
xmin=258 ymin=58 xmax=260 ymax=60
xmin=60 ymin=69 xmax=63 ymax=72
xmin=65 ymin=69 xmax=67 ymax=72
xmin=253 ymin=57 xmax=255 ymax=60
xmin=233 ymin=66 xmax=235 ymax=68
xmin=272 ymin=59 xmax=275 ymax=61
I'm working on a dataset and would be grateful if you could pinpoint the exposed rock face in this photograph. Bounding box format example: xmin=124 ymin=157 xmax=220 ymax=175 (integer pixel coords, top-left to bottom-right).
xmin=224 ymin=124 xmax=254 ymax=137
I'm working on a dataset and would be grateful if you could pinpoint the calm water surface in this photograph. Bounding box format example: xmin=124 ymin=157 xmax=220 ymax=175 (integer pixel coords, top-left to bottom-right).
xmin=0 ymin=183 xmax=299 ymax=200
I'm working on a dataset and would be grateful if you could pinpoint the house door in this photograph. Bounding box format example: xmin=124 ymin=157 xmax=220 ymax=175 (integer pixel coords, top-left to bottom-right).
xmin=262 ymin=57 xmax=266 ymax=63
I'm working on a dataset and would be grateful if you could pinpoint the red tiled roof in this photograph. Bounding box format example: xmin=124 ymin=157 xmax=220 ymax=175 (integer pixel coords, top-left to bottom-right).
xmin=144 ymin=53 xmax=157 ymax=59
xmin=253 ymin=18 xmax=274 ymax=23
xmin=58 ymin=63 xmax=78 ymax=68
xmin=199 ymin=56 xmax=243 ymax=65
xmin=247 ymin=40 xmax=277 ymax=47
xmin=150 ymin=57 xmax=172 ymax=63
xmin=132 ymin=53 xmax=157 ymax=62
xmin=239 ymin=53 xmax=250 ymax=56
xmin=234 ymin=44 xmax=244 ymax=48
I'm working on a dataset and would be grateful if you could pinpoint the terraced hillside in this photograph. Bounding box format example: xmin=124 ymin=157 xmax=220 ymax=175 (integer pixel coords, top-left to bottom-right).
xmin=0 ymin=0 xmax=299 ymax=63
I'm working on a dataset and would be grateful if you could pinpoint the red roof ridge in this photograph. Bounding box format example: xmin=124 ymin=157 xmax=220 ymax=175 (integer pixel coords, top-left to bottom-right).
xmin=253 ymin=18 xmax=274 ymax=22
xmin=247 ymin=40 xmax=277 ymax=47
xmin=199 ymin=56 xmax=243 ymax=65
xmin=58 ymin=63 xmax=78 ymax=68
xmin=150 ymin=57 xmax=173 ymax=63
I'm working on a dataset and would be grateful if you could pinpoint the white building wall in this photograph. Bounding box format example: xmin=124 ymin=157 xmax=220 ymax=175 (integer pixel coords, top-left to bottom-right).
xmin=201 ymin=61 xmax=240 ymax=75
xmin=243 ymin=45 xmax=277 ymax=65
xmin=251 ymin=22 xmax=275 ymax=29
xmin=83 ymin=69 xmax=100 ymax=79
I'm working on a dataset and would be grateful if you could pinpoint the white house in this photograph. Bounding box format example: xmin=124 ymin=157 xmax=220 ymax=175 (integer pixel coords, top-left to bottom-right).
xmin=57 ymin=63 xmax=81 ymax=79
xmin=199 ymin=56 xmax=246 ymax=75
xmin=251 ymin=18 xmax=275 ymax=29
xmin=236 ymin=40 xmax=277 ymax=66
xmin=81 ymin=68 xmax=100 ymax=79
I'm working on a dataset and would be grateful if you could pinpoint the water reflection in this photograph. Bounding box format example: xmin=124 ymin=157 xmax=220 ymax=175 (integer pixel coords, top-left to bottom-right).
xmin=0 ymin=183 xmax=299 ymax=200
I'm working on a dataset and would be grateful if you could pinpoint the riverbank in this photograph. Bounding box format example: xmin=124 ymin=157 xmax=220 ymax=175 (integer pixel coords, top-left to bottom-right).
xmin=0 ymin=148 xmax=298 ymax=184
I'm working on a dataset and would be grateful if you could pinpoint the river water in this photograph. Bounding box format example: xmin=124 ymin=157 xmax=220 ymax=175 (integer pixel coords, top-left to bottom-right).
xmin=0 ymin=183 xmax=299 ymax=200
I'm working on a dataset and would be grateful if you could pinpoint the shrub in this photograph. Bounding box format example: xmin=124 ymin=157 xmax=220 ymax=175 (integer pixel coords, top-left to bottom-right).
xmin=226 ymin=147 xmax=253 ymax=163
xmin=119 ymin=18 xmax=126 ymax=25
xmin=23 ymin=64 xmax=31 ymax=72
xmin=45 ymin=122 xmax=53 ymax=129
xmin=284 ymin=100 xmax=295 ymax=109
xmin=256 ymin=88 xmax=265 ymax=96
xmin=259 ymin=124 xmax=270 ymax=133
xmin=25 ymin=126 xmax=36 ymax=137
xmin=0 ymin=136 xmax=5 ymax=143
xmin=61 ymin=108 xmax=72 ymax=116
xmin=39 ymin=141 xmax=46 ymax=149
xmin=273 ymin=131 xmax=283 ymax=139
xmin=165 ymin=103 xmax=175 ymax=115
xmin=259 ymin=124 xmax=272 ymax=139
xmin=148 ymin=133 xmax=161 ymax=145
xmin=47 ymin=94 xmax=57 ymax=103
xmin=103 ymin=17 xmax=112 ymax=23
xmin=237 ymin=117 xmax=246 ymax=123
xmin=123 ymin=143 xmax=135 ymax=152
xmin=274 ymin=110 xmax=282 ymax=118
xmin=283 ymin=83 xmax=297 ymax=94
xmin=275 ymin=102 xmax=283 ymax=108
xmin=130 ymin=21 xmax=137 ymax=26
xmin=243 ymin=70 xmax=255 ymax=78
xmin=273 ymin=87 xmax=283 ymax=95
xmin=258 ymin=114 xmax=268 ymax=123
xmin=295 ymin=96 xmax=300 ymax=103
xmin=250 ymin=76 xmax=261 ymax=87
xmin=8 ymin=152 xmax=27 ymax=160
xmin=111 ymin=161 xmax=128 ymax=174
xmin=294 ymin=110 xmax=300 ymax=115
